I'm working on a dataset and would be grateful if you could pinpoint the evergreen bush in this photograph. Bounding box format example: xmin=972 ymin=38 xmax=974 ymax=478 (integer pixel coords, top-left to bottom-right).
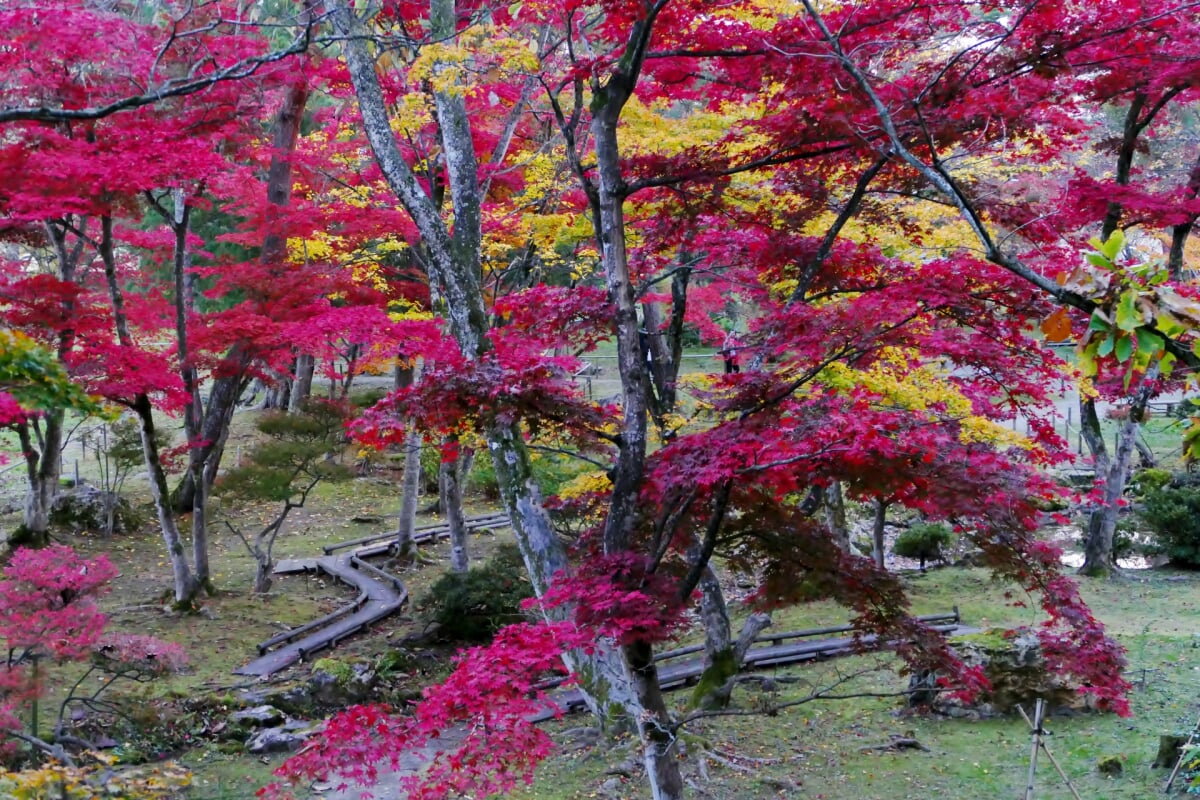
xmin=1141 ymin=475 xmax=1200 ymax=567
xmin=419 ymin=544 xmax=533 ymax=642
xmin=893 ymin=522 xmax=953 ymax=570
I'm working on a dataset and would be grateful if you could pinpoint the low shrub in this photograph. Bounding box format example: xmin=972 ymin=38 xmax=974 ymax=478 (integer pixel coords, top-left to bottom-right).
xmin=1140 ymin=475 xmax=1200 ymax=567
xmin=418 ymin=544 xmax=533 ymax=642
xmin=893 ymin=522 xmax=953 ymax=570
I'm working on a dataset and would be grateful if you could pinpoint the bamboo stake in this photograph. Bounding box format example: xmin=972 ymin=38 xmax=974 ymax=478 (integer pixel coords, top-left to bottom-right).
xmin=1018 ymin=703 xmax=1082 ymax=800
xmin=1024 ymin=699 xmax=1044 ymax=800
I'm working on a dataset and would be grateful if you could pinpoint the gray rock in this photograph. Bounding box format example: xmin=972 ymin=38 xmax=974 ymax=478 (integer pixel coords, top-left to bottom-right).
xmin=231 ymin=705 xmax=285 ymax=728
xmin=308 ymin=663 xmax=379 ymax=707
xmin=599 ymin=778 xmax=624 ymax=797
xmin=929 ymin=628 xmax=1090 ymax=717
xmin=237 ymin=684 xmax=316 ymax=716
xmin=246 ymin=727 xmax=310 ymax=754
xmin=50 ymin=487 xmax=144 ymax=533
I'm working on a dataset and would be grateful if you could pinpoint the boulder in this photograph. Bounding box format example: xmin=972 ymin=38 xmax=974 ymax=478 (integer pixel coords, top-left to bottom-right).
xmin=911 ymin=628 xmax=1090 ymax=717
xmin=237 ymin=684 xmax=316 ymax=716
xmin=231 ymin=705 xmax=285 ymax=728
xmin=246 ymin=727 xmax=311 ymax=754
xmin=50 ymin=487 xmax=144 ymax=533
xmin=308 ymin=659 xmax=380 ymax=707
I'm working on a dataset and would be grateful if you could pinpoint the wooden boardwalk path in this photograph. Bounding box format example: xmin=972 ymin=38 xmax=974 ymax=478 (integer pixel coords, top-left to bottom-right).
xmin=233 ymin=512 xmax=511 ymax=677
xmin=529 ymin=611 xmax=971 ymax=721
xmin=323 ymin=510 xmax=511 ymax=557
xmin=233 ymin=555 xmax=407 ymax=677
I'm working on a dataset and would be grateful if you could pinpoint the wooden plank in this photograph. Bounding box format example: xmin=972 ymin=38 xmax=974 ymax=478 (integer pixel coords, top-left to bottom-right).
xmin=525 ymin=623 xmax=978 ymax=723
xmin=234 ymin=596 xmax=405 ymax=677
xmin=255 ymin=592 xmax=368 ymax=654
xmin=274 ymin=558 xmax=320 ymax=574
xmin=350 ymin=555 xmax=405 ymax=592
xmin=233 ymin=554 xmax=408 ymax=677
xmin=323 ymin=512 xmax=511 ymax=554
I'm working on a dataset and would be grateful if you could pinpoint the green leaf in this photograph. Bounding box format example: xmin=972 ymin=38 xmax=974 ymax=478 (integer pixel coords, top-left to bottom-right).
xmin=1114 ymin=334 xmax=1133 ymax=363
xmin=1161 ymin=352 xmax=1177 ymax=378
xmin=1098 ymin=334 xmax=1115 ymax=358
xmin=1134 ymin=327 xmax=1162 ymax=357
xmin=1088 ymin=312 xmax=1111 ymax=332
xmin=1086 ymin=253 xmax=1112 ymax=269
xmin=1156 ymin=311 xmax=1185 ymax=337
xmin=1115 ymin=292 xmax=1140 ymax=331
xmin=1077 ymin=344 xmax=1097 ymax=376
xmin=1101 ymin=229 xmax=1125 ymax=260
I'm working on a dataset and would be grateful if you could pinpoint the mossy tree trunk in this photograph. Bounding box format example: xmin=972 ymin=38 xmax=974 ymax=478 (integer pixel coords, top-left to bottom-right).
xmin=872 ymin=498 xmax=889 ymax=569
xmin=440 ymin=439 xmax=469 ymax=573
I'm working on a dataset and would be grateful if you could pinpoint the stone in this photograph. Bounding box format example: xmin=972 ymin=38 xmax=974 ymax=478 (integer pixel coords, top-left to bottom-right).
xmin=926 ymin=628 xmax=1089 ymax=717
xmin=246 ymin=727 xmax=310 ymax=754
xmin=599 ymin=778 xmax=624 ymax=798
xmin=238 ymin=684 xmax=316 ymax=716
xmin=231 ymin=705 xmax=285 ymax=728
xmin=50 ymin=487 xmax=144 ymax=533
xmin=1097 ymin=755 xmax=1123 ymax=776
xmin=308 ymin=661 xmax=380 ymax=707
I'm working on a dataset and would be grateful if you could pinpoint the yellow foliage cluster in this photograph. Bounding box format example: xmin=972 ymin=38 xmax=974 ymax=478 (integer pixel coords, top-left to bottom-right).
xmin=408 ymin=27 xmax=539 ymax=99
xmin=0 ymin=761 xmax=191 ymax=800
xmin=818 ymin=349 xmax=1029 ymax=449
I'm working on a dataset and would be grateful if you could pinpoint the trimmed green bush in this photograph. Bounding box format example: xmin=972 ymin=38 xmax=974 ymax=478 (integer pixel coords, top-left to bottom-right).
xmin=1141 ymin=475 xmax=1200 ymax=567
xmin=418 ymin=544 xmax=533 ymax=642
xmin=893 ymin=522 xmax=953 ymax=570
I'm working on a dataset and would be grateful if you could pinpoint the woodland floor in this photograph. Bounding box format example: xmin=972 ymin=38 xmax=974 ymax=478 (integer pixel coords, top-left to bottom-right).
xmin=3 ymin=404 xmax=1200 ymax=799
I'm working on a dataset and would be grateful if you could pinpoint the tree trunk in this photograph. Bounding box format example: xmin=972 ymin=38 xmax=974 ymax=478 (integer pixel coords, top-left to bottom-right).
xmin=585 ymin=12 xmax=686 ymax=793
xmin=254 ymin=554 xmax=273 ymax=594
xmin=175 ymin=73 xmax=308 ymax=513
xmin=624 ymin=640 xmax=686 ymax=800
xmin=440 ymin=445 xmax=469 ymax=573
xmin=395 ymin=429 xmax=422 ymax=562
xmin=289 ymin=353 xmax=315 ymax=412
xmin=172 ymin=359 xmax=246 ymax=513
xmin=1080 ymin=366 xmax=1159 ymax=576
xmin=394 ymin=364 xmax=420 ymax=561
xmin=825 ymin=479 xmax=851 ymax=551
xmin=1168 ymin=151 xmax=1200 ymax=281
xmin=13 ymin=220 xmax=83 ymax=548
xmin=100 ymin=214 xmax=200 ymax=607
xmin=13 ymin=415 xmax=63 ymax=548
xmin=872 ymin=498 xmax=888 ymax=569
xmin=168 ymin=190 xmax=213 ymax=593
xmin=136 ymin=396 xmax=200 ymax=607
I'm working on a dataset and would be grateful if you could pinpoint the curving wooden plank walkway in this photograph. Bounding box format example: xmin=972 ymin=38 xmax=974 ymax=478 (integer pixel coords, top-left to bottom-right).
xmin=233 ymin=554 xmax=407 ymax=677
xmin=234 ymin=512 xmax=512 ymax=678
